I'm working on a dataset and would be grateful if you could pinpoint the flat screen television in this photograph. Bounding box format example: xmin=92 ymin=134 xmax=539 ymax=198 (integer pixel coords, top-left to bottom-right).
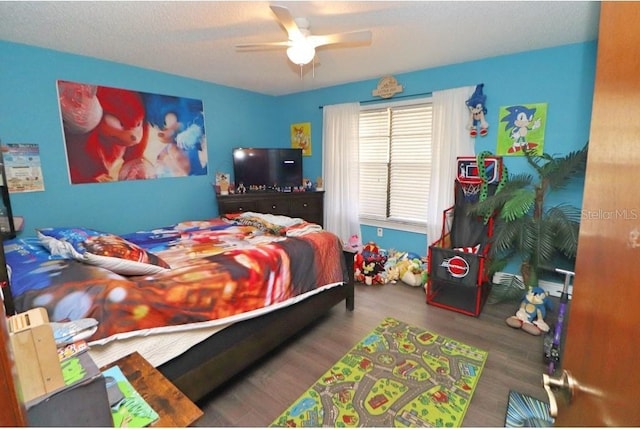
xmin=232 ymin=147 xmax=303 ymax=190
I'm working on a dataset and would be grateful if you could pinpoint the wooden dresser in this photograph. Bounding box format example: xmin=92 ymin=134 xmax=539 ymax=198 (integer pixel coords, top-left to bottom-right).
xmin=216 ymin=191 xmax=324 ymax=226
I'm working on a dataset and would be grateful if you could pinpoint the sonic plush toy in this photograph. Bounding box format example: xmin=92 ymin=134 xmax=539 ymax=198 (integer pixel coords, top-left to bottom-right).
xmin=466 ymin=83 xmax=489 ymax=138
xmin=506 ymin=287 xmax=553 ymax=336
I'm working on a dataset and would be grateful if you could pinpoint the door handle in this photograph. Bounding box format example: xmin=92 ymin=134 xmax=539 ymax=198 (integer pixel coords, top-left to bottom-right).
xmin=543 ymin=370 xmax=577 ymax=417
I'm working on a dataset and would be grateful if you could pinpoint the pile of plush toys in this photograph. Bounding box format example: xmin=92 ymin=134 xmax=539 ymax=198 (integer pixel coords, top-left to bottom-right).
xmin=354 ymin=242 xmax=428 ymax=287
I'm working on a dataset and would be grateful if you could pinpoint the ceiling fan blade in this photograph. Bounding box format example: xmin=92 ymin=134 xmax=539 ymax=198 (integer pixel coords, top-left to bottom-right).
xmin=236 ymin=41 xmax=292 ymax=49
xmin=270 ymin=5 xmax=304 ymax=41
xmin=309 ymin=30 xmax=373 ymax=48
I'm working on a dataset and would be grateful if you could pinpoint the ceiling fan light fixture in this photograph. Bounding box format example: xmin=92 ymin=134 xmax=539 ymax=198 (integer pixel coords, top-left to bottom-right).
xmin=286 ymin=41 xmax=315 ymax=65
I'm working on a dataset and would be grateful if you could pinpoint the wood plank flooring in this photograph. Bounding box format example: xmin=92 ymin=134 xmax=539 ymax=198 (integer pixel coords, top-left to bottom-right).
xmin=194 ymin=282 xmax=550 ymax=427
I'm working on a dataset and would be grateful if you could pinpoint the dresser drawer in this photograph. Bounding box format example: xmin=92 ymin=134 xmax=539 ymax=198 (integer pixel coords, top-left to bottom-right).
xmin=217 ymin=198 xmax=259 ymax=214
xmin=289 ymin=195 xmax=319 ymax=214
xmin=257 ymin=199 xmax=290 ymax=215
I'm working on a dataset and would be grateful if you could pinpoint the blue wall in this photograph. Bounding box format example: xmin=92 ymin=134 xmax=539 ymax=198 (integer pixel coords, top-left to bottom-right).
xmin=0 ymin=40 xmax=597 ymax=262
xmin=0 ymin=41 xmax=278 ymax=235
xmin=276 ymin=42 xmax=597 ymax=255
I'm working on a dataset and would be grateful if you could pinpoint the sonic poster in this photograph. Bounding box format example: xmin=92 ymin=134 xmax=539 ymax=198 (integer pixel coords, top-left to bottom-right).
xmin=57 ymin=80 xmax=207 ymax=184
xmin=496 ymin=103 xmax=547 ymax=156
xmin=291 ymin=122 xmax=311 ymax=156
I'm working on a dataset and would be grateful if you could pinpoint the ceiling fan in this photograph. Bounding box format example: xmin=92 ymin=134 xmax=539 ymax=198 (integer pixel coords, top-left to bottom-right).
xmin=236 ymin=5 xmax=372 ymax=66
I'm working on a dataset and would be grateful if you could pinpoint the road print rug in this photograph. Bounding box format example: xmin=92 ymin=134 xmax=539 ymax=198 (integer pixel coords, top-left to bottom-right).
xmin=270 ymin=317 xmax=488 ymax=427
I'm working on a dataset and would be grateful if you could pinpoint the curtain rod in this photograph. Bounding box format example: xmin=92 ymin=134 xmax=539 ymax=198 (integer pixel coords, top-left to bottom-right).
xmin=318 ymin=91 xmax=433 ymax=109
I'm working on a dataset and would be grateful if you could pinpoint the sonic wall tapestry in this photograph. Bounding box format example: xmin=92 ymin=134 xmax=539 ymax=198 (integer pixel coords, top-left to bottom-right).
xmin=57 ymin=80 xmax=207 ymax=184
xmin=496 ymin=103 xmax=547 ymax=156
xmin=291 ymin=122 xmax=311 ymax=156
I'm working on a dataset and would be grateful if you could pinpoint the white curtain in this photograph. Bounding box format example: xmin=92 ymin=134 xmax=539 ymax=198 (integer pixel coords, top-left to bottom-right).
xmin=322 ymin=102 xmax=362 ymax=246
xmin=426 ymin=86 xmax=476 ymax=245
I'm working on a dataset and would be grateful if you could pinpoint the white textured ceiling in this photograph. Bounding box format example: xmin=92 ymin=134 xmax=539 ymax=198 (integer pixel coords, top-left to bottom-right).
xmin=0 ymin=1 xmax=601 ymax=96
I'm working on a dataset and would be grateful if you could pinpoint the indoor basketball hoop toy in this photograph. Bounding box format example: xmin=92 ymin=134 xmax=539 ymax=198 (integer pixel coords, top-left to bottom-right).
xmin=456 ymin=152 xmax=504 ymax=203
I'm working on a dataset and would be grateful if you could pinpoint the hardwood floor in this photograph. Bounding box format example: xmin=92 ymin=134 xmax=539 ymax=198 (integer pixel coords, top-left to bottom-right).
xmin=194 ymin=282 xmax=550 ymax=427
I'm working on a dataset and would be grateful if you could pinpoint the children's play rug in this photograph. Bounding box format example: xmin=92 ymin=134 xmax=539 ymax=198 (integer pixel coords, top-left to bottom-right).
xmin=270 ymin=317 xmax=488 ymax=427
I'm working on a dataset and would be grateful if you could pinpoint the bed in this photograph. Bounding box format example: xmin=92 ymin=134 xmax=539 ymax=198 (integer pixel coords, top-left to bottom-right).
xmin=1 ymin=212 xmax=354 ymax=402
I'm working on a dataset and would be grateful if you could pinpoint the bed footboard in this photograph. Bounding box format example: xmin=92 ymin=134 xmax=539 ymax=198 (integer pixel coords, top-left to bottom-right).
xmin=159 ymin=250 xmax=355 ymax=402
xmin=160 ymin=281 xmax=352 ymax=402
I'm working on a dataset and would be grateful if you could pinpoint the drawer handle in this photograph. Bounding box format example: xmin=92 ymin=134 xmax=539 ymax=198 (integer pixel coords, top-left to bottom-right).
xmin=272 ymin=205 xmax=276 ymax=209
xmin=303 ymin=203 xmax=308 ymax=207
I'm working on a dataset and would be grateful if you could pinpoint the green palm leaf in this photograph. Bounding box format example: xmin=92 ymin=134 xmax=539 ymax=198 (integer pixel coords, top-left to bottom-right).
xmin=466 ymin=173 xmax=533 ymax=218
xmin=500 ymin=188 xmax=536 ymax=221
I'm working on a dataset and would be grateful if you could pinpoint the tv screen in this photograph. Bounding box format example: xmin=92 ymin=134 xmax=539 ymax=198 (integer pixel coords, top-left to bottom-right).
xmin=233 ymin=148 xmax=303 ymax=190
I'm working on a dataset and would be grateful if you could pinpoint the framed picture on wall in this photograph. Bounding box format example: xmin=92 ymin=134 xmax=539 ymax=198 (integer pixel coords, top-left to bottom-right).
xmin=496 ymin=102 xmax=547 ymax=156
xmin=56 ymin=80 xmax=208 ymax=184
xmin=2 ymin=143 xmax=45 ymax=193
xmin=291 ymin=122 xmax=311 ymax=156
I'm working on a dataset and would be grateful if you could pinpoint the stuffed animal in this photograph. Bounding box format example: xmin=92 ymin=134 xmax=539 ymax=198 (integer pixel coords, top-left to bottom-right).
xmin=506 ymin=287 xmax=553 ymax=335
xmin=385 ymin=265 xmax=401 ymax=283
xmin=381 ymin=250 xmax=405 ymax=283
xmin=465 ymin=84 xmax=489 ymax=138
xmin=399 ymin=258 xmax=427 ymax=287
xmin=356 ymin=242 xmax=387 ymax=285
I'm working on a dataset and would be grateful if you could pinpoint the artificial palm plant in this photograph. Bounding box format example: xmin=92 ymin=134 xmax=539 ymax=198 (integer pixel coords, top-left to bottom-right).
xmin=468 ymin=143 xmax=588 ymax=302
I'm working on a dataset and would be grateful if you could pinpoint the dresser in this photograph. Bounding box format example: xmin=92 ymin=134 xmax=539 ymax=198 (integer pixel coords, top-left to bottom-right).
xmin=216 ymin=191 xmax=324 ymax=226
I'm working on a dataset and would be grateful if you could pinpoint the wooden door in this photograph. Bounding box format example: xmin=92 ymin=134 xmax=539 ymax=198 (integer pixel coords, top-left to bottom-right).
xmin=551 ymin=2 xmax=640 ymax=425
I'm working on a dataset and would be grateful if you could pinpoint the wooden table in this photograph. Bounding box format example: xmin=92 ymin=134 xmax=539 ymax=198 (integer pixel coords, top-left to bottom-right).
xmin=101 ymin=352 xmax=203 ymax=427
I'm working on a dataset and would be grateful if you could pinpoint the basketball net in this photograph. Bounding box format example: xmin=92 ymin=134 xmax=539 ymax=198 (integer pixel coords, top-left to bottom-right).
xmin=458 ymin=178 xmax=483 ymax=203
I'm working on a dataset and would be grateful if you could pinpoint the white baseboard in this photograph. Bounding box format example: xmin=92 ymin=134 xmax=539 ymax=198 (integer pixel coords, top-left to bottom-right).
xmin=492 ymin=271 xmax=573 ymax=299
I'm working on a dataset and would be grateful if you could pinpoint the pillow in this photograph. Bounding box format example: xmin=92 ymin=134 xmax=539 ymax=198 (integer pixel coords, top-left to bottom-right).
xmin=37 ymin=227 xmax=170 ymax=276
xmin=4 ymin=237 xmax=67 ymax=267
xmin=3 ymin=237 xmax=69 ymax=293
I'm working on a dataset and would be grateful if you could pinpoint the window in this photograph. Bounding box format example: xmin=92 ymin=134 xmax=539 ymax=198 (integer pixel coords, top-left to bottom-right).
xmin=359 ymin=98 xmax=433 ymax=232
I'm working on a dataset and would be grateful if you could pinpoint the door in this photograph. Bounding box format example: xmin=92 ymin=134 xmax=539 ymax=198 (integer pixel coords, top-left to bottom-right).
xmin=547 ymin=2 xmax=640 ymax=425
